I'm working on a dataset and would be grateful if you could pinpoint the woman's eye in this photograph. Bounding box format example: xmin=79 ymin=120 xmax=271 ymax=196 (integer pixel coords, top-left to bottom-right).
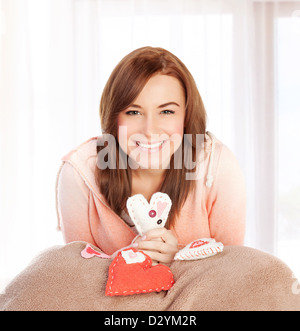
xmin=125 ymin=110 xmax=140 ymax=116
xmin=125 ymin=110 xmax=175 ymax=115
xmin=161 ymin=110 xmax=175 ymax=115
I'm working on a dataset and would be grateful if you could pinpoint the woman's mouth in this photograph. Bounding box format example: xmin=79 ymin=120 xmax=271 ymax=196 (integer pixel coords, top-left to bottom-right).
xmin=136 ymin=140 xmax=166 ymax=152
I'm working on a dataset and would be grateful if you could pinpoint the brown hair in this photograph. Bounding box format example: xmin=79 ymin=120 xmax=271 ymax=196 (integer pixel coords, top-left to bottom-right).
xmin=96 ymin=46 xmax=207 ymax=228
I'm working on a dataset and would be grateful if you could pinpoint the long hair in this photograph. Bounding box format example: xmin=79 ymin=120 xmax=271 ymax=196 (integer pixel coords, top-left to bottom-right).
xmin=96 ymin=47 xmax=207 ymax=228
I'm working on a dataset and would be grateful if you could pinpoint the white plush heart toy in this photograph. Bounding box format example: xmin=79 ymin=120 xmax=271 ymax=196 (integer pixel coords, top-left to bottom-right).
xmin=174 ymin=238 xmax=224 ymax=261
xmin=126 ymin=192 xmax=172 ymax=236
xmin=126 ymin=192 xmax=224 ymax=261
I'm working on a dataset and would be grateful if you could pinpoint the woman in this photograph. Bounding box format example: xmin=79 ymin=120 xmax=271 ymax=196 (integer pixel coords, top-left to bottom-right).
xmin=56 ymin=47 xmax=246 ymax=265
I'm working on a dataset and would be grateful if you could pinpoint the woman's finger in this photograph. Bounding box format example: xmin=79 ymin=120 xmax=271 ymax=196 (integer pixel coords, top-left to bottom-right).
xmin=144 ymin=228 xmax=178 ymax=247
xmin=141 ymin=249 xmax=174 ymax=264
xmin=137 ymin=238 xmax=178 ymax=255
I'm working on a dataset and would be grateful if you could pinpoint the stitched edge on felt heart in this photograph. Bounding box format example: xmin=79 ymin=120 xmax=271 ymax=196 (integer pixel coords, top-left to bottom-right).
xmin=174 ymin=245 xmax=223 ymax=260
xmin=105 ymin=250 xmax=175 ymax=296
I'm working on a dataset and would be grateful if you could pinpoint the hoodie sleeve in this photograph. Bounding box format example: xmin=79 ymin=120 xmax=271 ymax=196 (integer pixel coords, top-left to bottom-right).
xmin=208 ymin=145 xmax=247 ymax=245
xmin=56 ymin=162 xmax=97 ymax=246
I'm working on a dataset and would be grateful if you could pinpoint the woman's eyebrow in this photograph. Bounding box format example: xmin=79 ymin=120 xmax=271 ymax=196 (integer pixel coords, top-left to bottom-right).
xmin=129 ymin=104 xmax=142 ymax=109
xmin=128 ymin=102 xmax=180 ymax=109
xmin=158 ymin=102 xmax=180 ymax=108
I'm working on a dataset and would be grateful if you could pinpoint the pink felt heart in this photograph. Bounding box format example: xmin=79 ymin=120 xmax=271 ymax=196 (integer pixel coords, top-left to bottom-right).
xmin=129 ymin=251 xmax=138 ymax=259
xmin=190 ymin=239 xmax=209 ymax=249
xmin=157 ymin=201 xmax=167 ymax=218
xmin=81 ymin=244 xmax=111 ymax=259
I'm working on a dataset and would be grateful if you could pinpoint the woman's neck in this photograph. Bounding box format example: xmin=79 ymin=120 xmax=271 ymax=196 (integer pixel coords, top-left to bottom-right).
xmin=132 ymin=167 xmax=166 ymax=180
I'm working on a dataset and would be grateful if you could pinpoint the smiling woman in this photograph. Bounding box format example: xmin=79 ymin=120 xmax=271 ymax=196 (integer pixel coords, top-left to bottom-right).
xmin=97 ymin=47 xmax=208 ymax=228
xmin=57 ymin=46 xmax=246 ymax=264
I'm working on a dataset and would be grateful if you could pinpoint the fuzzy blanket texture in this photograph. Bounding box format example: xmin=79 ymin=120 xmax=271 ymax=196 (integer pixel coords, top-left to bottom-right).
xmin=1 ymin=242 xmax=299 ymax=311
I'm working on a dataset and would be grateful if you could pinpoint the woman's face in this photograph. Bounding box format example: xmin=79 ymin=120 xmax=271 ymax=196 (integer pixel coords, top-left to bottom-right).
xmin=117 ymin=73 xmax=186 ymax=170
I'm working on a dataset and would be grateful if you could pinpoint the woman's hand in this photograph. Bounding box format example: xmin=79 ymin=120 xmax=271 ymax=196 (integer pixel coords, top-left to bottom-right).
xmin=134 ymin=228 xmax=179 ymax=265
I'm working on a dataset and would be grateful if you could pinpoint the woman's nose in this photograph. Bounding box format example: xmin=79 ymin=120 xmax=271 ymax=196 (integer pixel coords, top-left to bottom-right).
xmin=142 ymin=114 xmax=159 ymax=136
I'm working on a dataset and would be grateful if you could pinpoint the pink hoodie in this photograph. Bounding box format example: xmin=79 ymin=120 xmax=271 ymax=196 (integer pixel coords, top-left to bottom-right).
xmin=56 ymin=132 xmax=246 ymax=255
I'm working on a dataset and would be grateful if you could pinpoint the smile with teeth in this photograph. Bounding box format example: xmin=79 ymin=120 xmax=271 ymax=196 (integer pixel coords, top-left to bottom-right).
xmin=136 ymin=140 xmax=165 ymax=150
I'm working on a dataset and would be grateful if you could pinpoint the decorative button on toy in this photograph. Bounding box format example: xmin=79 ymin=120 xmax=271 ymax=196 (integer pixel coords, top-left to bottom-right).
xmin=149 ymin=210 xmax=156 ymax=218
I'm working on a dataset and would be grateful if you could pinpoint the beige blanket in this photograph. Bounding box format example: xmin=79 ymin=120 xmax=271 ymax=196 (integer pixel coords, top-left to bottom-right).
xmin=1 ymin=242 xmax=299 ymax=311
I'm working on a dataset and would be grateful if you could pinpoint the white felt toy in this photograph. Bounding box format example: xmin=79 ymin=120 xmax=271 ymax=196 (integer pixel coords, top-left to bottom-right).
xmin=126 ymin=192 xmax=223 ymax=262
xmin=174 ymin=238 xmax=224 ymax=261
xmin=126 ymin=192 xmax=172 ymax=236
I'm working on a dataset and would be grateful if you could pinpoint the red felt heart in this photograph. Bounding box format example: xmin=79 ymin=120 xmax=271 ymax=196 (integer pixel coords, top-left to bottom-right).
xmin=105 ymin=248 xmax=175 ymax=296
